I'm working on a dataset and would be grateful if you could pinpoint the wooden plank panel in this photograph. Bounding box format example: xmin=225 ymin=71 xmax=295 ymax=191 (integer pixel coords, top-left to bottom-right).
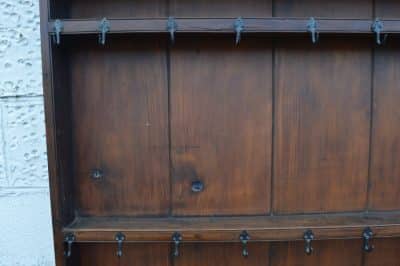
xmin=70 ymin=36 xmax=169 ymax=216
xmin=275 ymin=0 xmax=372 ymax=18
xmin=65 ymin=0 xmax=167 ymax=18
xmin=364 ymin=238 xmax=400 ymax=266
xmin=274 ymin=37 xmax=371 ymax=214
xmin=170 ymin=0 xmax=271 ymax=17
xmin=121 ymin=244 xmax=170 ymax=266
xmin=375 ymin=1 xmax=400 ymax=19
xmin=270 ymin=240 xmax=362 ymax=266
xmin=77 ymin=244 xmax=118 ymax=266
xmin=175 ymin=243 xmax=270 ymax=266
xmin=369 ymin=42 xmax=400 ymax=210
xmin=77 ymin=244 xmax=170 ymax=266
xmin=170 ymin=36 xmax=272 ymax=216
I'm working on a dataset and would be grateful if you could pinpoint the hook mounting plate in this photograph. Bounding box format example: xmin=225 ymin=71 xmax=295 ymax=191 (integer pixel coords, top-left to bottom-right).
xmin=362 ymin=227 xmax=374 ymax=253
xmin=167 ymin=17 xmax=177 ymax=44
xmin=53 ymin=19 xmax=63 ymax=45
xmin=172 ymin=232 xmax=182 ymax=257
xmin=64 ymin=233 xmax=75 ymax=258
xmin=307 ymin=17 xmax=319 ymax=44
xmin=239 ymin=230 xmax=250 ymax=257
xmin=234 ymin=17 xmax=244 ymax=45
xmin=99 ymin=18 xmax=111 ymax=45
xmin=304 ymin=230 xmax=314 ymax=255
xmin=115 ymin=232 xmax=125 ymax=257
xmin=372 ymin=18 xmax=387 ymax=45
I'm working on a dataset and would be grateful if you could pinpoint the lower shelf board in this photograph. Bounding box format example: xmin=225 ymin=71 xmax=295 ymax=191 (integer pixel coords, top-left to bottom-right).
xmin=63 ymin=212 xmax=400 ymax=242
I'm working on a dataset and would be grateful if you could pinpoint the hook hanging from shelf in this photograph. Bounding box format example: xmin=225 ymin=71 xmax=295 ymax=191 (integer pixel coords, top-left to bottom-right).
xmin=172 ymin=232 xmax=182 ymax=257
xmin=167 ymin=17 xmax=177 ymax=44
xmin=303 ymin=230 xmax=314 ymax=255
xmin=239 ymin=231 xmax=250 ymax=257
xmin=115 ymin=232 xmax=125 ymax=257
xmin=98 ymin=18 xmax=110 ymax=46
xmin=53 ymin=19 xmax=63 ymax=46
xmin=234 ymin=17 xmax=244 ymax=46
xmin=64 ymin=233 xmax=75 ymax=258
xmin=307 ymin=17 xmax=319 ymax=44
xmin=371 ymin=18 xmax=387 ymax=45
xmin=362 ymin=227 xmax=374 ymax=252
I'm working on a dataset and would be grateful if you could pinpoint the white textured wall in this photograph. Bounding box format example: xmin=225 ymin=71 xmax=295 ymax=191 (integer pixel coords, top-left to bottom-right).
xmin=0 ymin=0 xmax=54 ymax=265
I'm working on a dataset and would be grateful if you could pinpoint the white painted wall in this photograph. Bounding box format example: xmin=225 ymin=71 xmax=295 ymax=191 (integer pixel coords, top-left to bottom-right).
xmin=0 ymin=0 xmax=55 ymax=265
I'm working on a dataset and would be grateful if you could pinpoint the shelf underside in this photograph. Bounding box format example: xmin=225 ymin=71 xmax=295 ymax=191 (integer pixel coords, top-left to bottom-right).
xmin=64 ymin=212 xmax=400 ymax=242
xmin=48 ymin=18 xmax=400 ymax=35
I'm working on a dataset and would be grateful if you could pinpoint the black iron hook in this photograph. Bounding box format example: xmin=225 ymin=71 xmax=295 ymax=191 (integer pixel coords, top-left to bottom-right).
xmin=304 ymin=230 xmax=314 ymax=255
xmin=307 ymin=17 xmax=319 ymax=44
xmin=239 ymin=231 xmax=250 ymax=257
xmin=234 ymin=17 xmax=244 ymax=45
xmin=64 ymin=233 xmax=75 ymax=258
xmin=99 ymin=18 xmax=110 ymax=45
xmin=362 ymin=227 xmax=374 ymax=253
xmin=172 ymin=232 xmax=182 ymax=257
xmin=115 ymin=232 xmax=125 ymax=257
xmin=372 ymin=18 xmax=387 ymax=45
xmin=167 ymin=17 xmax=177 ymax=44
xmin=53 ymin=19 xmax=63 ymax=45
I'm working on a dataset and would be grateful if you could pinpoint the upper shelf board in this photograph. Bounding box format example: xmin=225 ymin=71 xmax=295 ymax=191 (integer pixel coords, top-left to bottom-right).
xmin=47 ymin=18 xmax=400 ymax=35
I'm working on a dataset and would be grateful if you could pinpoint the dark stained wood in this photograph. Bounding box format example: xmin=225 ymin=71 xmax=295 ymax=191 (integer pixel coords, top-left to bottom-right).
xmin=273 ymin=37 xmax=371 ymax=213
xmin=41 ymin=0 xmax=400 ymax=265
xmin=170 ymin=36 xmax=272 ymax=216
xmin=77 ymin=244 xmax=170 ymax=266
xmin=64 ymin=212 xmax=400 ymax=242
xmin=40 ymin=0 xmax=75 ymax=265
xmin=364 ymin=238 xmax=400 ymax=266
xmin=375 ymin=1 xmax=400 ymax=19
xmin=269 ymin=240 xmax=362 ymax=266
xmin=77 ymin=244 xmax=118 ymax=266
xmin=275 ymin=0 xmax=372 ymax=18
xmin=52 ymin=0 xmax=167 ymax=19
xmin=49 ymin=18 xmax=400 ymax=35
xmin=273 ymin=0 xmax=373 ymax=216
xmin=175 ymin=243 xmax=270 ymax=266
xmin=69 ymin=36 xmax=170 ymax=216
xmin=369 ymin=41 xmax=400 ymax=211
xmin=170 ymin=0 xmax=271 ymax=17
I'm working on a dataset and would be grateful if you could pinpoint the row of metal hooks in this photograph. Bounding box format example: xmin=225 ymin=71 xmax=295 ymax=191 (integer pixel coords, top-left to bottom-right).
xmin=63 ymin=227 xmax=375 ymax=259
xmin=53 ymin=17 xmax=389 ymax=46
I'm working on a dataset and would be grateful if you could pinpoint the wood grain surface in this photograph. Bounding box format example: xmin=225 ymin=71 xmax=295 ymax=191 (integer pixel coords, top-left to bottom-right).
xmin=170 ymin=36 xmax=272 ymax=215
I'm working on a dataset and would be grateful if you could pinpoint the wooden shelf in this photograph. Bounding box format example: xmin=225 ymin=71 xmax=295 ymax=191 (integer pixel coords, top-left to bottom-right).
xmin=48 ymin=18 xmax=400 ymax=35
xmin=63 ymin=212 xmax=400 ymax=242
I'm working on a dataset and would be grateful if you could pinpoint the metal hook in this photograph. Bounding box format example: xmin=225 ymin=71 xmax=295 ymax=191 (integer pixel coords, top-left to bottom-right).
xmin=304 ymin=230 xmax=314 ymax=255
xmin=372 ymin=19 xmax=387 ymax=45
xmin=362 ymin=227 xmax=374 ymax=253
xmin=307 ymin=17 xmax=319 ymax=44
xmin=172 ymin=232 xmax=182 ymax=257
xmin=167 ymin=17 xmax=177 ymax=44
xmin=239 ymin=231 xmax=250 ymax=257
xmin=98 ymin=18 xmax=110 ymax=45
xmin=91 ymin=169 xmax=103 ymax=180
xmin=115 ymin=232 xmax=125 ymax=257
xmin=64 ymin=233 xmax=75 ymax=258
xmin=53 ymin=19 xmax=63 ymax=45
xmin=234 ymin=17 xmax=244 ymax=45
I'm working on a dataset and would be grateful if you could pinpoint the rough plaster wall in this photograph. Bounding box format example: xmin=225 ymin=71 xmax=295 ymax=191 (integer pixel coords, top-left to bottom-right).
xmin=0 ymin=0 xmax=54 ymax=265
